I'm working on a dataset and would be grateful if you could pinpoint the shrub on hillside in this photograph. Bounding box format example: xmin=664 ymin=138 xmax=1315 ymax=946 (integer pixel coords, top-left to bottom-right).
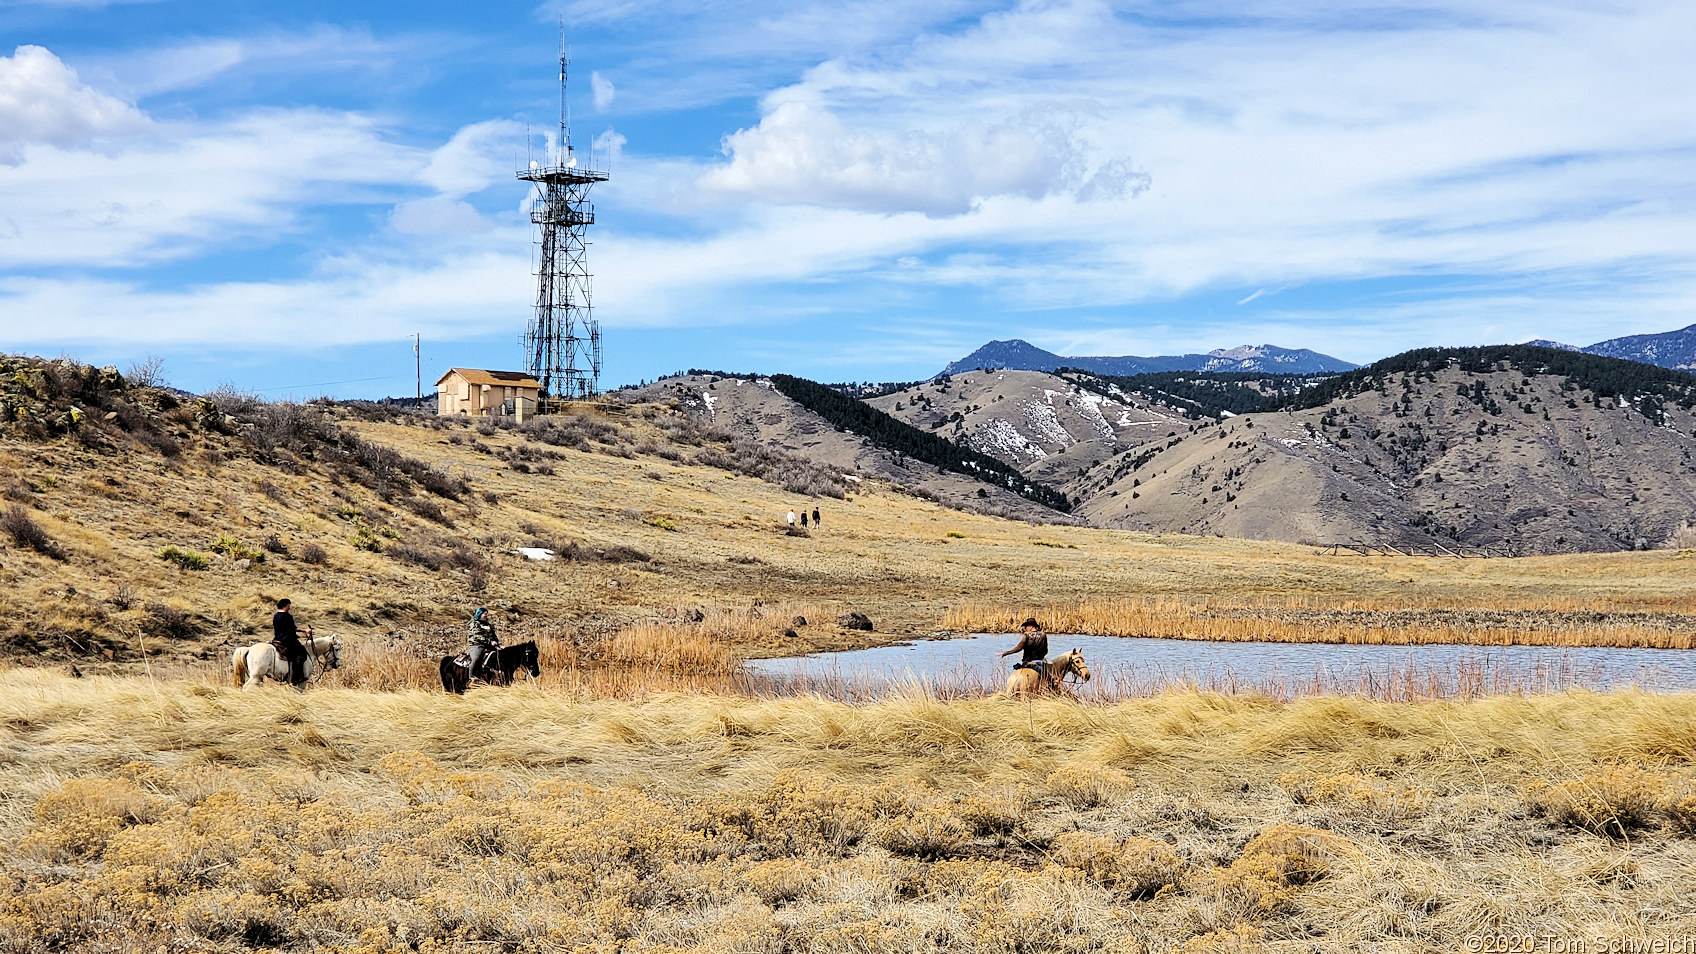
xmin=2 ymin=505 xmax=64 ymax=559
xmin=692 ymin=439 xmax=847 ymax=499
xmin=143 ymin=602 xmax=200 ymax=640
xmin=157 ymin=546 xmax=210 ymax=571
xmin=135 ymin=428 xmax=181 ymax=458
xmin=350 ymin=524 xmax=383 ymax=553
xmin=553 ymin=542 xmax=651 ymax=564
xmin=400 ymin=496 xmax=454 ymax=526
xmin=299 ymin=543 xmax=327 ymax=565
xmin=388 ymin=545 xmax=445 ymax=571
xmin=447 ymin=544 xmax=486 ymax=570
xmin=208 ymin=534 xmax=265 ymax=563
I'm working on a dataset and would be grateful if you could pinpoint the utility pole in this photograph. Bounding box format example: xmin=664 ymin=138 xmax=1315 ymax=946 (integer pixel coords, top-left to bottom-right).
xmin=414 ymin=334 xmax=421 ymax=408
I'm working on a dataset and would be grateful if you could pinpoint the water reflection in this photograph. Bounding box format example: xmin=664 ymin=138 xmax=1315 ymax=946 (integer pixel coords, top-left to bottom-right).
xmin=745 ymin=634 xmax=1696 ymax=701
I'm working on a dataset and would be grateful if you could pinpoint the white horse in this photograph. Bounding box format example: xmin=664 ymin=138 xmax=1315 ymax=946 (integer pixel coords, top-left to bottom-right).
xmin=233 ymin=634 xmax=342 ymax=690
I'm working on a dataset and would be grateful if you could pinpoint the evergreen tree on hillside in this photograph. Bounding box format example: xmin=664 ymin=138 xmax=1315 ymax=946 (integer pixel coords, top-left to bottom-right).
xmin=769 ymin=374 xmax=1072 ymax=512
xmin=1285 ymin=346 xmax=1696 ymax=419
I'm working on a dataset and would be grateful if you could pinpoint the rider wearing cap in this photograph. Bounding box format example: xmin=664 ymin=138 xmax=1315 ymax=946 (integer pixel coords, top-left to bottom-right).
xmin=466 ymin=607 xmax=500 ymax=680
xmin=998 ymin=617 xmax=1049 ymax=680
xmin=272 ymin=598 xmax=313 ymax=686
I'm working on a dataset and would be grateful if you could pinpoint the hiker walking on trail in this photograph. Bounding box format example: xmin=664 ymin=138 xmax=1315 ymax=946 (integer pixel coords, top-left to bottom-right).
xmin=800 ymin=509 xmax=809 ymax=528
xmin=272 ymin=598 xmax=312 ymax=687
xmin=787 ymin=508 xmax=796 ymax=527
xmin=998 ymin=618 xmax=1049 ymax=680
xmin=467 ymin=607 xmax=500 ymax=680
xmin=812 ymin=507 xmax=820 ymax=529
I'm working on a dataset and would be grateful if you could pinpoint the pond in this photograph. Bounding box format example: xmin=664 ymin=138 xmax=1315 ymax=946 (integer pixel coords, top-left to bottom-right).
xmin=744 ymin=633 xmax=1696 ymax=701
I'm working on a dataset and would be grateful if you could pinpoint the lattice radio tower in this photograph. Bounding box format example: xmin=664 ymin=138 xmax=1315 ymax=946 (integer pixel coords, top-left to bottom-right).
xmin=519 ymin=42 xmax=607 ymax=404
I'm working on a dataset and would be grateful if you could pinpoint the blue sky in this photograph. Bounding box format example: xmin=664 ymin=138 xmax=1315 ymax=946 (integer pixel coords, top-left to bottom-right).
xmin=3 ymin=1 xmax=1695 ymax=397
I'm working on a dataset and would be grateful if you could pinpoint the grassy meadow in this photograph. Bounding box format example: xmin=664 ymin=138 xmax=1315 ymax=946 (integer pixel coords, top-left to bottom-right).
xmin=4 ymin=669 xmax=1696 ymax=953
xmin=7 ymin=393 xmax=1696 ymax=950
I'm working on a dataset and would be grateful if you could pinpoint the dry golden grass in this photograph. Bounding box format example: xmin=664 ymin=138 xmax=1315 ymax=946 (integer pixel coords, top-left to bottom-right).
xmin=3 ymin=668 xmax=1696 ymax=952
xmin=946 ymin=597 xmax=1696 ymax=648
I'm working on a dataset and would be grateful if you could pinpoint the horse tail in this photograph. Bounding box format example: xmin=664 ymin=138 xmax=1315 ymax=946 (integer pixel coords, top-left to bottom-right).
xmin=233 ymin=648 xmax=249 ymax=687
xmin=440 ymin=656 xmax=458 ymax=694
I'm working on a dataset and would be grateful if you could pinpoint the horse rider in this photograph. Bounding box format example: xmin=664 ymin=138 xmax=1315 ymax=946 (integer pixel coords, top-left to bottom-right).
xmin=998 ymin=617 xmax=1049 ymax=683
xmin=466 ymin=607 xmax=500 ymax=681
xmin=272 ymin=598 xmax=313 ymax=687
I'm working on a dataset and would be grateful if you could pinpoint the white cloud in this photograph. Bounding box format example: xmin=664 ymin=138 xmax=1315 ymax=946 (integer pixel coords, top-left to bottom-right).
xmin=0 ymin=45 xmax=146 ymax=161
xmin=390 ymin=197 xmax=498 ymax=235
xmin=93 ymin=26 xmax=396 ymax=100
xmin=0 ymin=243 xmax=534 ymax=349
xmin=0 ymin=46 xmax=540 ymax=268
xmin=595 ymin=0 xmax=1696 ymax=346
xmin=699 ymin=97 xmax=1145 ymax=216
xmin=0 ymin=108 xmax=420 ymax=268
xmin=417 ymin=119 xmax=524 ymax=197
xmin=591 ymin=71 xmax=615 ymax=110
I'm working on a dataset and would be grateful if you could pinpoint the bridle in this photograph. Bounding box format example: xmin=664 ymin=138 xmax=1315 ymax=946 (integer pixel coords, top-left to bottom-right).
xmin=307 ymin=636 xmax=341 ymax=684
xmin=1046 ymin=654 xmax=1088 ymax=691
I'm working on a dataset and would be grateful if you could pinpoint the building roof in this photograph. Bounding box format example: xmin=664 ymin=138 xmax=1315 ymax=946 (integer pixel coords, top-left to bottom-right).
xmin=435 ymin=368 xmax=542 ymax=389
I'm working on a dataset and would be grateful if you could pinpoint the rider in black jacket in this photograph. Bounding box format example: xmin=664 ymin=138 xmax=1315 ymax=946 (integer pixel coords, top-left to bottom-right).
xmin=998 ymin=617 xmax=1049 ymax=679
xmin=272 ymin=598 xmax=313 ymax=686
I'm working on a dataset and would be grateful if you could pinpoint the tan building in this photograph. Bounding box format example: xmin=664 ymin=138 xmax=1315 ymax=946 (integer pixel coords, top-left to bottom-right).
xmin=435 ymin=368 xmax=542 ymax=417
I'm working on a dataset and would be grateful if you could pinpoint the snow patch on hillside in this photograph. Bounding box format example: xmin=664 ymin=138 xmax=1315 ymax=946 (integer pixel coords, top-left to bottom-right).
xmin=1073 ymin=391 xmax=1117 ymax=441
xmin=1023 ymin=402 xmax=1076 ymax=447
xmin=972 ymin=417 xmax=1048 ymax=460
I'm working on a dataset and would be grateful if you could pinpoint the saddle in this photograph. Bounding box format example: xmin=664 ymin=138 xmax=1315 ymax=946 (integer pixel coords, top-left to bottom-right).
xmin=452 ymin=653 xmax=491 ymax=678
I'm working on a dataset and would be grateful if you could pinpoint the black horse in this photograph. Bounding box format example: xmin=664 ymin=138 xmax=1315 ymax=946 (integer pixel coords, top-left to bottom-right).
xmin=440 ymin=640 xmax=541 ymax=694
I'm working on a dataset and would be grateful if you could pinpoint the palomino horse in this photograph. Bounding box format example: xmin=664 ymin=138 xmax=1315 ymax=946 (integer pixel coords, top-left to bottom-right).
xmin=1004 ymin=648 xmax=1091 ymax=699
xmin=440 ymin=641 xmax=541 ymax=694
xmin=233 ymin=634 xmax=342 ymax=690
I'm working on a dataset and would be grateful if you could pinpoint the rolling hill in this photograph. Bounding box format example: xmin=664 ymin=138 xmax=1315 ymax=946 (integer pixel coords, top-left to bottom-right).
xmin=871 ymin=348 xmax=1696 ymax=553
xmin=622 ymin=373 xmax=1067 ymax=519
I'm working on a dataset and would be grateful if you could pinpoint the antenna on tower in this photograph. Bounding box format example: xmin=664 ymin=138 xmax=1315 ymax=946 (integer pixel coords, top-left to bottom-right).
xmin=518 ymin=30 xmax=607 ymax=406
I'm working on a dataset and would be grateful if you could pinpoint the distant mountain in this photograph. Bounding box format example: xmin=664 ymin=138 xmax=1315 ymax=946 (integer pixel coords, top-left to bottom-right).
xmin=1522 ymin=339 xmax=1579 ymax=351
xmin=940 ymin=340 xmax=1070 ymax=376
xmin=1583 ymin=323 xmax=1696 ymax=370
xmin=939 ymin=339 xmax=1356 ymax=378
